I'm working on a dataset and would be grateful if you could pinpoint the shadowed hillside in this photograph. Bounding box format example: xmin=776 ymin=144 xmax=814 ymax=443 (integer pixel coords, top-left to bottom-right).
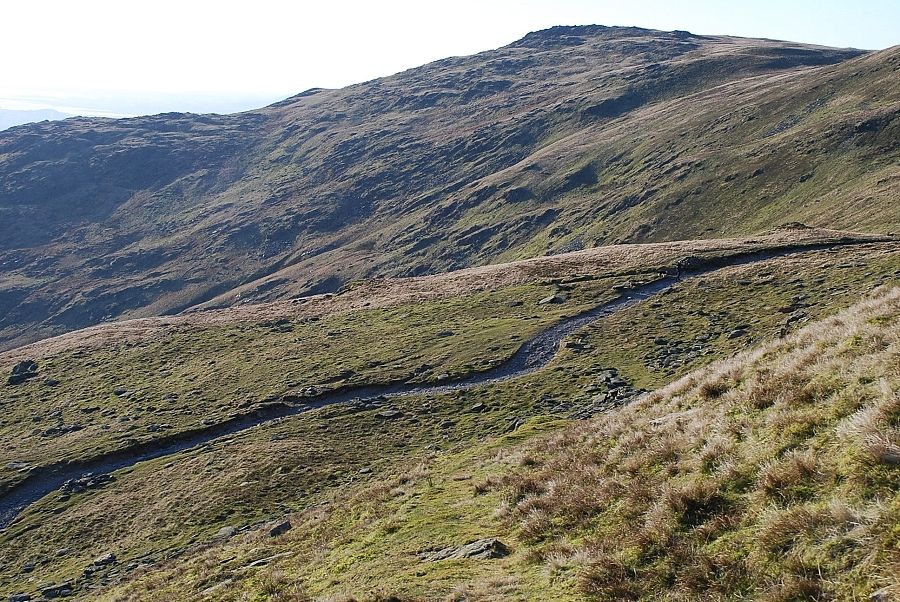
xmin=1 ymin=26 xmax=897 ymax=349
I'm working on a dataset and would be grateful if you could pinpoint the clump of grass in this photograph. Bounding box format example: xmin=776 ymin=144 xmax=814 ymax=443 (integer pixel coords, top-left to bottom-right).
xmin=698 ymin=377 xmax=730 ymax=400
xmin=757 ymin=449 xmax=822 ymax=503
xmin=838 ymin=380 xmax=900 ymax=467
xmin=446 ymin=576 xmax=519 ymax=601
xmin=472 ymin=475 xmax=502 ymax=496
xmin=254 ymin=569 xmax=312 ymax=601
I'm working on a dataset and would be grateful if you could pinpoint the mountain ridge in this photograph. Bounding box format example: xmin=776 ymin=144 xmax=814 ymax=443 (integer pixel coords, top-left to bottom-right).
xmin=0 ymin=25 xmax=896 ymax=350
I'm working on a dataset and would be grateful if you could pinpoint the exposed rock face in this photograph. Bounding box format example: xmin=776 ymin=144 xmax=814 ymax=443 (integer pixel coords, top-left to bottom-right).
xmin=420 ymin=537 xmax=510 ymax=561
xmin=570 ymin=368 xmax=645 ymax=419
xmin=38 ymin=583 xmax=73 ymax=599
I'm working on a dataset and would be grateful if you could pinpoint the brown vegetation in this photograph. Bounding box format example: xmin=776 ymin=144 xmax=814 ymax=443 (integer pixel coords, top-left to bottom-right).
xmin=504 ymin=286 xmax=900 ymax=599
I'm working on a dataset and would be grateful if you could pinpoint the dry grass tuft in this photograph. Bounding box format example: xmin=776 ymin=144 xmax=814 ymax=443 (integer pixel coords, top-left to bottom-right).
xmin=445 ymin=576 xmax=519 ymax=601
xmin=254 ymin=569 xmax=312 ymax=601
xmin=504 ymin=286 xmax=900 ymax=599
xmin=472 ymin=475 xmax=503 ymax=496
xmin=758 ymin=449 xmax=822 ymax=502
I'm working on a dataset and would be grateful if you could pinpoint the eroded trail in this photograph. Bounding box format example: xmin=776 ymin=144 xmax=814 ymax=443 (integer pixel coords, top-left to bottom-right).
xmin=0 ymin=240 xmax=887 ymax=528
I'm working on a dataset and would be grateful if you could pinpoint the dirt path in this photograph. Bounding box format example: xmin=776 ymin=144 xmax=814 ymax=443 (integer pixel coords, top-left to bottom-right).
xmin=0 ymin=239 xmax=888 ymax=529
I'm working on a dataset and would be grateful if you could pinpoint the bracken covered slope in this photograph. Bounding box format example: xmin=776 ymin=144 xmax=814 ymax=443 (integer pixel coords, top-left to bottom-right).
xmin=1 ymin=25 xmax=898 ymax=349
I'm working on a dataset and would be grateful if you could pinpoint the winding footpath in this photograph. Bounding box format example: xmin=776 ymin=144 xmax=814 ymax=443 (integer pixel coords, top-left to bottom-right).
xmin=0 ymin=239 xmax=889 ymax=529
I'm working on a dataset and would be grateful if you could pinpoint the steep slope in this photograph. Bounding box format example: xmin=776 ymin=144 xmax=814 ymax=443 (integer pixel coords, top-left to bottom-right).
xmin=2 ymin=26 xmax=897 ymax=349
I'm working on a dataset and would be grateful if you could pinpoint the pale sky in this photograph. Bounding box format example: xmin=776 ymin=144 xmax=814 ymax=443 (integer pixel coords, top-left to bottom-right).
xmin=2 ymin=0 xmax=898 ymax=117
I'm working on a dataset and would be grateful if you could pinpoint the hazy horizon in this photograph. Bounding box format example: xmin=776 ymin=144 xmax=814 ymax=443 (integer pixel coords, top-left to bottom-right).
xmin=3 ymin=0 xmax=898 ymax=126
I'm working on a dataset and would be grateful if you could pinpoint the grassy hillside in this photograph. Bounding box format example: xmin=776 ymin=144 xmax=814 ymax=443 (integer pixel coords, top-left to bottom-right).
xmin=67 ymin=279 xmax=900 ymax=601
xmin=501 ymin=289 xmax=900 ymax=600
xmin=33 ymin=274 xmax=900 ymax=600
xmin=0 ymin=234 xmax=896 ymax=599
xmin=0 ymin=230 xmax=887 ymax=493
xmin=1 ymin=26 xmax=897 ymax=349
xmin=0 ymin=23 xmax=898 ymax=601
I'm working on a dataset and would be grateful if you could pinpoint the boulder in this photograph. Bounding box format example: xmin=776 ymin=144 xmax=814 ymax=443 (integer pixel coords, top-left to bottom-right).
xmin=268 ymin=520 xmax=292 ymax=537
xmin=376 ymin=408 xmax=404 ymax=419
xmin=564 ymin=338 xmax=589 ymax=351
xmin=870 ymin=588 xmax=892 ymax=602
xmin=93 ymin=552 xmax=116 ymax=566
xmin=7 ymin=360 xmax=38 ymax=385
xmin=421 ymin=537 xmax=510 ymax=561
xmin=538 ymin=293 xmax=565 ymax=305
xmin=40 ymin=423 xmax=83 ymax=438
xmin=216 ymin=526 xmax=239 ymax=539
xmin=60 ymin=473 xmax=114 ymax=494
